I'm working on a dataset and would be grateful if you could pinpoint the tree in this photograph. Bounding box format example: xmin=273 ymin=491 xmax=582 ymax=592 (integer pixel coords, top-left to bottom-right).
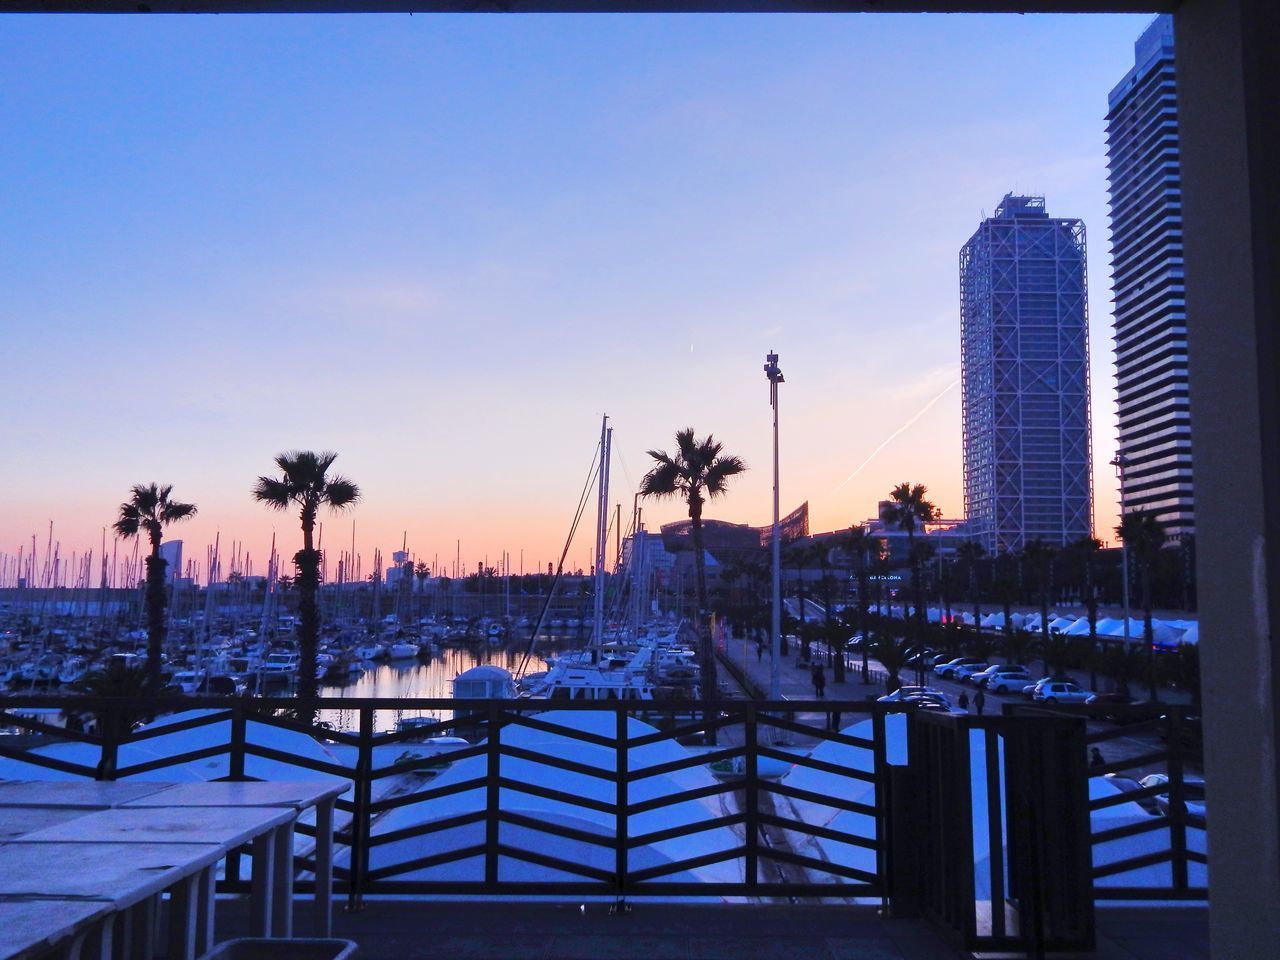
xmin=873 ymin=634 xmax=911 ymax=694
xmin=839 ymin=526 xmax=879 ymax=683
xmin=253 ymin=451 xmax=361 ymax=700
xmin=955 ymin=540 xmax=986 ymax=644
xmin=882 ymin=482 xmax=939 ymax=659
xmin=415 ymin=561 xmax=431 ymax=619
xmin=1022 ymin=539 xmax=1057 ymax=660
xmin=639 ymin=429 xmax=746 ymax=724
xmin=1117 ymin=511 xmax=1166 ymax=648
xmin=1066 ymin=536 xmax=1102 ymax=688
xmin=113 ymin=483 xmax=197 ymax=693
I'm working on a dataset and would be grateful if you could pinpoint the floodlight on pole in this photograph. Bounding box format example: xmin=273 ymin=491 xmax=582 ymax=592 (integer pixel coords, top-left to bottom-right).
xmin=1111 ymin=453 xmax=1132 ymax=645
xmin=764 ymin=351 xmax=784 ymax=700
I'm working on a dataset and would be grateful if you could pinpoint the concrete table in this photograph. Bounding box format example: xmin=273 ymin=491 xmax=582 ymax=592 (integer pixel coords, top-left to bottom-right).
xmin=0 ymin=806 xmax=92 ymax=842
xmin=122 ymin=780 xmax=347 ymax=936
xmin=0 ymin=898 xmax=114 ymax=960
xmin=0 ymin=781 xmax=174 ymax=809
xmin=0 ymin=841 xmax=224 ymax=960
xmin=12 ymin=806 xmax=296 ymax=949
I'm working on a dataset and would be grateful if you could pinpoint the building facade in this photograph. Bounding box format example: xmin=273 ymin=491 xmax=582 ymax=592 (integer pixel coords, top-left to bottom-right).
xmin=1106 ymin=15 xmax=1194 ymax=540
xmin=960 ymin=194 xmax=1094 ymax=554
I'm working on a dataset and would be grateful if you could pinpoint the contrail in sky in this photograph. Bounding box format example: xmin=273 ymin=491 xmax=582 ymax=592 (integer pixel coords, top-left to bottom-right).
xmin=832 ymin=377 xmax=962 ymax=494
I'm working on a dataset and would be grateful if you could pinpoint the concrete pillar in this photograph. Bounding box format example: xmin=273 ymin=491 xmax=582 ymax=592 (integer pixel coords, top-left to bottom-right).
xmin=1175 ymin=0 xmax=1280 ymax=954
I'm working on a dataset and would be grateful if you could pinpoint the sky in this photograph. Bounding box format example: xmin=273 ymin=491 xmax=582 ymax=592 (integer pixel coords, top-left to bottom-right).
xmin=0 ymin=11 xmax=1151 ymax=582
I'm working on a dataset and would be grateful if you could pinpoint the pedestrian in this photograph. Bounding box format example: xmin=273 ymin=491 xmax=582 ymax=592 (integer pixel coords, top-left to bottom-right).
xmin=974 ymin=688 xmax=986 ymax=716
xmin=757 ymin=638 xmax=764 ymax=663
xmin=958 ymin=691 xmax=970 ymax=712
xmin=1090 ymin=747 xmax=1105 ymax=770
xmin=812 ymin=663 xmax=826 ymax=699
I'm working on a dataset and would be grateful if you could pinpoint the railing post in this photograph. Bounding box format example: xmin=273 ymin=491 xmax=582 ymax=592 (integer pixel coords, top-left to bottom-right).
xmin=744 ymin=702 xmax=759 ymax=895
xmin=613 ymin=704 xmax=629 ymax=912
xmin=94 ymin=701 xmax=121 ymax=782
xmin=1167 ymin=709 xmax=1189 ymax=891
xmin=348 ymin=706 xmax=374 ymax=912
xmin=485 ymin=702 xmax=501 ymax=889
xmin=230 ymin=701 xmax=246 ymax=781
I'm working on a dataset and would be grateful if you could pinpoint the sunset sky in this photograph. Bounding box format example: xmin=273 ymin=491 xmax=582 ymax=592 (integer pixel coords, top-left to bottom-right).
xmin=0 ymin=11 xmax=1150 ymax=581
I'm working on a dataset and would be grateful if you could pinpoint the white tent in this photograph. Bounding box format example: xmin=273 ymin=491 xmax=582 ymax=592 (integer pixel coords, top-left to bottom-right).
xmin=1064 ymin=617 xmax=1095 ymax=636
xmin=1049 ymin=616 xmax=1078 ymax=633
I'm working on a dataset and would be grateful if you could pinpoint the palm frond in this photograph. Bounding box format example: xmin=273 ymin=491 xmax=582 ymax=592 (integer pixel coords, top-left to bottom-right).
xmin=252 ymin=476 xmax=295 ymax=510
xmin=704 ymin=455 xmax=747 ymax=496
xmin=639 ymin=458 xmax=682 ymax=499
xmin=160 ymin=500 xmax=198 ymax=523
xmin=323 ymin=476 xmax=361 ymax=510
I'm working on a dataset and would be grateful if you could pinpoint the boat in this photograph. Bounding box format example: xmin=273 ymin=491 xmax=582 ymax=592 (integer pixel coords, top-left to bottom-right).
xmin=259 ymin=651 xmax=300 ymax=684
xmin=386 ymin=642 xmax=419 ymax=660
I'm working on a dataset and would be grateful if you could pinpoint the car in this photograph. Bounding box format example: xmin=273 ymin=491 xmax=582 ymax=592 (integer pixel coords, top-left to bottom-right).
xmin=934 ymin=657 xmax=985 ymax=679
xmin=1033 ymin=681 xmax=1092 ymax=703
xmin=1103 ymin=773 xmax=1161 ymax=814
xmin=952 ymin=662 xmax=992 ymax=682
xmin=899 ymin=692 xmax=954 ymax=711
xmin=1085 ymin=692 xmax=1145 ymax=723
xmin=970 ymin=663 xmax=1028 ymax=687
xmin=1142 ymin=774 xmax=1207 ymax=827
xmin=878 ymin=685 xmax=949 ymax=702
xmin=986 ymin=670 xmax=1033 ymax=694
xmin=1022 ymin=675 xmax=1073 ymax=699
xmin=905 ymin=649 xmax=936 ymax=668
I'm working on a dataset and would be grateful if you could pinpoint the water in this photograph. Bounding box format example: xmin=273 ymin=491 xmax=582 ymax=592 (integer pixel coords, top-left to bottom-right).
xmin=315 ymin=633 xmax=586 ymax=732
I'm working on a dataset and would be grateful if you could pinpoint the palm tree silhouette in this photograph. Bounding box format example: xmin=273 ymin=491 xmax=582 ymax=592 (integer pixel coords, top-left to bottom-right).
xmin=1117 ymin=511 xmax=1165 ymax=648
xmin=955 ymin=540 xmax=986 ymax=637
xmin=883 ymin=482 xmax=939 ymax=683
xmin=112 ymin=483 xmax=197 ymax=693
xmin=253 ymin=451 xmax=360 ymax=699
xmin=640 ymin=429 xmax=746 ymax=720
xmin=839 ymin=525 xmax=879 ymax=683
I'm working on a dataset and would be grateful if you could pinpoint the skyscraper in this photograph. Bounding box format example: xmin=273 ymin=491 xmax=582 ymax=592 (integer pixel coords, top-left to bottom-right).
xmin=1106 ymin=15 xmax=1194 ymax=539
xmin=960 ymin=194 xmax=1094 ymax=554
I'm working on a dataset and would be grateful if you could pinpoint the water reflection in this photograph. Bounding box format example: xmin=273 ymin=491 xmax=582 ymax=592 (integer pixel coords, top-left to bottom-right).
xmin=315 ymin=632 xmax=584 ymax=732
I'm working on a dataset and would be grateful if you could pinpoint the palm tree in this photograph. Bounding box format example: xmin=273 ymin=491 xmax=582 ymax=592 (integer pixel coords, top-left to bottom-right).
xmin=639 ymin=429 xmax=746 ymax=719
xmin=956 ymin=540 xmax=986 ymax=638
xmin=883 ymin=482 xmax=940 ymax=643
xmin=1067 ymin=536 xmax=1102 ymax=687
xmin=1117 ymin=511 xmax=1166 ymax=649
xmin=1022 ymin=539 xmax=1057 ymax=658
xmin=839 ymin=526 xmax=877 ymax=682
xmin=113 ymin=483 xmax=197 ymax=693
xmin=873 ymin=634 xmax=911 ymax=694
xmin=253 ymin=451 xmax=361 ymax=699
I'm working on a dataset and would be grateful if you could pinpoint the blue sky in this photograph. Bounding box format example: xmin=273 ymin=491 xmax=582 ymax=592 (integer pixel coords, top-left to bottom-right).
xmin=0 ymin=12 xmax=1150 ymax=578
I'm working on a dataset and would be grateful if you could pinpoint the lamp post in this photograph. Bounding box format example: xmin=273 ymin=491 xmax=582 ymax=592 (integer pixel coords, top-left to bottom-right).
xmin=1111 ymin=453 xmax=1132 ymax=645
xmin=764 ymin=351 xmax=784 ymax=700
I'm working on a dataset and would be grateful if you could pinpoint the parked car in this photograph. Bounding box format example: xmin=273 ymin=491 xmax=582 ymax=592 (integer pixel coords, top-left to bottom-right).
xmin=905 ymin=649 xmax=936 ymax=669
xmin=934 ymin=657 xmax=985 ymax=679
xmin=986 ymin=670 xmax=1033 ymax=694
xmin=1085 ymin=692 xmax=1145 ymax=723
xmin=952 ymin=662 xmax=992 ymax=683
xmin=1103 ymin=773 xmax=1161 ymax=814
xmin=1142 ymin=774 xmax=1207 ymax=827
xmin=878 ymin=685 xmax=949 ymax=702
xmin=970 ymin=663 xmax=1028 ymax=687
xmin=1033 ymin=681 xmax=1092 ymax=703
xmin=899 ymin=692 xmax=954 ymax=712
xmin=1022 ymin=675 xmax=1074 ymax=699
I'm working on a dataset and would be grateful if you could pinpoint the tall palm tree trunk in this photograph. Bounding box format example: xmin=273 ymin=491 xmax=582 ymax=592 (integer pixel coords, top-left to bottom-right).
xmin=296 ymin=511 xmax=321 ymax=701
xmin=144 ymin=538 xmax=167 ymax=694
xmin=689 ymin=506 xmax=718 ymax=739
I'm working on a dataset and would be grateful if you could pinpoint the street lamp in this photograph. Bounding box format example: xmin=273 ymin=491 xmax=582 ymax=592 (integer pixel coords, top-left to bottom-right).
xmin=764 ymin=351 xmax=784 ymax=700
xmin=1111 ymin=453 xmax=1132 ymax=645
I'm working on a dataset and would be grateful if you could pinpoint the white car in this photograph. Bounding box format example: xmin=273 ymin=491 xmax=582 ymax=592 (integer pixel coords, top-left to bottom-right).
xmin=1033 ymin=681 xmax=1092 ymax=704
xmin=934 ymin=657 xmax=985 ymax=679
xmin=986 ymin=670 xmax=1033 ymax=694
xmin=952 ymin=662 xmax=991 ymax=682
xmin=970 ymin=663 xmax=1028 ymax=687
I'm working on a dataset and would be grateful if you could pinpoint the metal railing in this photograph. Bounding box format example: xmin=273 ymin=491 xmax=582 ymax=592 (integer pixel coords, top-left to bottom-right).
xmin=0 ymin=695 xmax=891 ymax=905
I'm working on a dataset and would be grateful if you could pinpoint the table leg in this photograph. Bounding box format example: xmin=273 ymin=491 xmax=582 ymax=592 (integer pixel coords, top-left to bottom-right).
xmin=315 ymin=798 xmax=335 ymax=937
xmin=249 ymin=831 xmax=276 ymax=937
xmin=195 ymin=863 xmax=217 ymax=956
xmin=120 ymin=896 xmax=157 ymax=960
xmin=271 ymin=822 xmax=294 ymax=937
xmin=167 ymin=872 xmax=200 ymax=960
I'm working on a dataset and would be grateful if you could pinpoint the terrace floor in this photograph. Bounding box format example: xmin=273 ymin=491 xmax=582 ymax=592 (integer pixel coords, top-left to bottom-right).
xmin=214 ymin=901 xmax=1208 ymax=960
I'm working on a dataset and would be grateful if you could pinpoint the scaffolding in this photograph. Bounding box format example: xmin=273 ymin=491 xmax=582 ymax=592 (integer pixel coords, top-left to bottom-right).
xmin=960 ymin=194 xmax=1094 ymax=554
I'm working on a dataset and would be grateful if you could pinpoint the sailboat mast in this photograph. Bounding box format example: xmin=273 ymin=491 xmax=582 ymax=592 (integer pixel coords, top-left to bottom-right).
xmin=592 ymin=416 xmax=611 ymax=645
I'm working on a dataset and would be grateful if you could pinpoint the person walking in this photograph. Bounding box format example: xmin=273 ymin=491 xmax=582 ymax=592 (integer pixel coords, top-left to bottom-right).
xmin=974 ymin=687 xmax=986 ymax=716
xmin=812 ymin=663 xmax=826 ymax=699
xmin=757 ymin=637 xmax=765 ymax=663
xmin=958 ymin=691 xmax=970 ymax=713
xmin=1090 ymin=747 xmax=1106 ymax=770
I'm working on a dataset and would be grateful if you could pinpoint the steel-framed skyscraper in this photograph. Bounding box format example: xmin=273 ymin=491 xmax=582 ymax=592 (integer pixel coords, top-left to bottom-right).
xmin=960 ymin=194 xmax=1094 ymax=554
xmin=1106 ymin=15 xmax=1194 ymax=540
